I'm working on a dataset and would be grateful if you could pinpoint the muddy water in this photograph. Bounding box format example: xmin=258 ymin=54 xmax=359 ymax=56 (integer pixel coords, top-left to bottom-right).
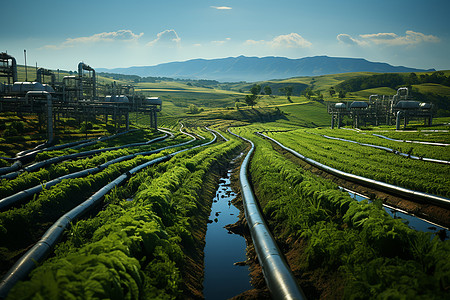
xmin=203 ymin=169 xmax=252 ymax=299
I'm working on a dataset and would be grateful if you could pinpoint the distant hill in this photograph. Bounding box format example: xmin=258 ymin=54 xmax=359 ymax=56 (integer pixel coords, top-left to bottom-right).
xmin=98 ymin=56 xmax=434 ymax=82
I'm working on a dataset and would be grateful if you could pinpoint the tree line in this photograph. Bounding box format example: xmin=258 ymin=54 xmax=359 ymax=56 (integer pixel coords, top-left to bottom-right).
xmin=335 ymin=71 xmax=450 ymax=93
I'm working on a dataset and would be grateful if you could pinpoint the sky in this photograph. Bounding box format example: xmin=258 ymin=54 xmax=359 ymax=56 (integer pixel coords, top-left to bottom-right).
xmin=1 ymin=0 xmax=449 ymax=72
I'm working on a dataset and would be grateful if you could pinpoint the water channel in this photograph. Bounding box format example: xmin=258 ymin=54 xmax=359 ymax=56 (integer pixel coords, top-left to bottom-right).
xmin=203 ymin=169 xmax=252 ymax=299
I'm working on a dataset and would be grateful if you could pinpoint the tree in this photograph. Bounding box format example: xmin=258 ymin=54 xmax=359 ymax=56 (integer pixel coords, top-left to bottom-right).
xmin=245 ymin=94 xmax=258 ymax=108
xmin=302 ymin=87 xmax=314 ymax=99
xmin=250 ymin=84 xmax=261 ymax=96
xmin=188 ymin=104 xmax=202 ymax=114
xmin=264 ymin=85 xmax=272 ymax=96
xmin=279 ymin=86 xmax=293 ymax=100
xmin=329 ymin=87 xmax=336 ymax=97
xmin=338 ymin=90 xmax=346 ymax=98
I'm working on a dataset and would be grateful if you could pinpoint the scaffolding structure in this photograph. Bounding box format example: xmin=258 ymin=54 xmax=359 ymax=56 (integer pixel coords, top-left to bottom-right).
xmin=0 ymin=54 xmax=162 ymax=142
xmin=327 ymin=87 xmax=433 ymax=129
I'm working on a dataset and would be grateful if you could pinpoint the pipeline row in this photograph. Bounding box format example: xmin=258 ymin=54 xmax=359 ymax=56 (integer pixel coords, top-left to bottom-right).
xmin=320 ymin=134 xmax=450 ymax=165
xmin=0 ymin=130 xmax=191 ymax=211
xmin=257 ymin=132 xmax=450 ymax=209
xmin=0 ymin=129 xmax=170 ymax=180
xmin=0 ymin=126 xmax=217 ymax=298
xmin=228 ymin=129 xmax=306 ymax=300
xmin=0 ymin=130 xmax=138 ymax=176
xmin=372 ymin=133 xmax=450 ymax=147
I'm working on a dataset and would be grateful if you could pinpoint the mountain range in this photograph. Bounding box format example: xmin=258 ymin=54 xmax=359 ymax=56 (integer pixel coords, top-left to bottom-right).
xmin=98 ymin=55 xmax=434 ymax=82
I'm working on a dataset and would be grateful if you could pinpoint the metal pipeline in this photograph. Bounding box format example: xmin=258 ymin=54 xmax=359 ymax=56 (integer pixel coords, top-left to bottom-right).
xmin=0 ymin=52 xmax=18 ymax=83
xmin=373 ymin=134 xmax=450 ymax=147
xmin=36 ymin=68 xmax=56 ymax=85
xmin=257 ymin=132 xmax=450 ymax=209
xmin=0 ymin=129 xmax=144 ymax=180
xmin=0 ymin=131 xmax=139 ymax=178
xmin=228 ymin=129 xmax=306 ymax=300
xmin=78 ymin=62 xmax=96 ymax=99
xmin=0 ymin=128 xmax=216 ymax=298
xmin=320 ymin=134 xmax=450 ymax=165
xmin=205 ymin=127 xmax=229 ymax=141
xmin=0 ymin=133 xmax=181 ymax=211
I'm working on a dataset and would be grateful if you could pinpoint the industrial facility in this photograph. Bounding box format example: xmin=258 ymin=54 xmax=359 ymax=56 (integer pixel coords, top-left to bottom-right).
xmin=0 ymin=52 xmax=162 ymax=143
xmin=327 ymin=87 xmax=434 ymax=129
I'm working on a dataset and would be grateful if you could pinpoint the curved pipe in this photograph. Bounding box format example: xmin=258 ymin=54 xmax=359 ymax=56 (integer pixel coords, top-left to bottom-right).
xmin=36 ymin=68 xmax=56 ymax=85
xmin=0 ymin=53 xmax=17 ymax=83
xmin=228 ymin=129 xmax=306 ymax=300
xmin=0 ymin=130 xmax=151 ymax=180
xmin=0 ymin=133 xmax=176 ymax=211
xmin=78 ymin=62 xmax=96 ymax=99
xmin=257 ymin=132 xmax=450 ymax=209
xmin=373 ymin=134 xmax=450 ymax=147
xmin=0 ymin=161 xmax=22 ymax=176
xmin=0 ymin=128 xmax=216 ymax=298
xmin=320 ymin=134 xmax=450 ymax=165
xmin=205 ymin=127 xmax=229 ymax=142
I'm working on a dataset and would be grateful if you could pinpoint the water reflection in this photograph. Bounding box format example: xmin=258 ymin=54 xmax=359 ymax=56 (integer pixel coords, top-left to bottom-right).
xmin=203 ymin=170 xmax=252 ymax=299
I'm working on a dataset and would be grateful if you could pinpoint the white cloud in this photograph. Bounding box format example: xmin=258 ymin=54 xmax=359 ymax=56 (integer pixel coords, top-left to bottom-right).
xmin=42 ymin=30 xmax=143 ymax=49
xmin=147 ymin=29 xmax=181 ymax=47
xmin=245 ymin=33 xmax=312 ymax=48
xmin=337 ymin=33 xmax=365 ymax=46
xmin=212 ymin=37 xmax=231 ymax=45
xmin=211 ymin=6 xmax=232 ymax=10
xmin=338 ymin=30 xmax=440 ymax=47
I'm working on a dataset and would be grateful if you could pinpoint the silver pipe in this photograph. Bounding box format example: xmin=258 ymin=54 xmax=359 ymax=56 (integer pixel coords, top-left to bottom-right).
xmin=228 ymin=129 xmax=306 ymax=300
xmin=0 ymin=128 xmax=215 ymax=298
xmin=257 ymin=132 xmax=450 ymax=209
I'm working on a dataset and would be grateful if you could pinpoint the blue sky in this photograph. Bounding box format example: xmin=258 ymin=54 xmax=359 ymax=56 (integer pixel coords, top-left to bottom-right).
xmin=1 ymin=0 xmax=449 ymax=72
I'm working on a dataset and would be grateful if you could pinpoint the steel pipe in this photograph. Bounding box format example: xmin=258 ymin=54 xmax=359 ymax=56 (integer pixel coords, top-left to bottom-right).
xmin=0 ymin=128 xmax=215 ymax=298
xmin=228 ymin=129 xmax=306 ymax=300
xmin=258 ymin=132 xmax=450 ymax=209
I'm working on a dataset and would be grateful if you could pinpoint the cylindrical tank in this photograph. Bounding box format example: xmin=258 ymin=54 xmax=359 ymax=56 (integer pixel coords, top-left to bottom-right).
xmin=11 ymin=82 xmax=46 ymax=94
xmin=42 ymin=84 xmax=55 ymax=93
xmin=350 ymin=101 xmax=368 ymax=109
xmin=395 ymin=101 xmax=420 ymax=109
xmin=419 ymin=102 xmax=432 ymax=109
xmin=145 ymin=97 xmax=162 ymax=106
xmin=335 ymin=102 xmax=346 ymax=109
xmin=105 ymin=95 xmax=129 ymax=103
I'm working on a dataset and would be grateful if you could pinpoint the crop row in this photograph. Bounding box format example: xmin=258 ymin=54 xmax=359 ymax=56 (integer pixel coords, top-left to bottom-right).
xmin=0 ymin=131 xmax=191 ymax=199
xmin=0 ymin=134 xmax=206 ymax=270
xmin=5 ymin=130 xmax=242 ymax=299
xmin=234 ymin=126 xmax=450 ymax=299
xmin=310 ymin=128 xmax=450 ymax=161
xmin=265 ymin=129 xmax=450 ymax=197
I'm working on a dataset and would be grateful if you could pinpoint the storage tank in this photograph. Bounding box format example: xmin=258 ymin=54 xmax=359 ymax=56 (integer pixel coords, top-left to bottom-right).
xmin=335 ymin=102 xmax=346 ymax=109
xmin=105 ymin=95 xmax=129 ymax=103
xmin=11 ymin=82 xmax=46 ymax=94
xmin=419 ymin=102 xmax=432 ymax=109
xmin=350 ymin=101 xmax=368 ymax=109
xmin=145 ymin=97 xmax=162 ymax=106
xmin=395 ymin=101 xmax=420 ymax=109
xmin=42 ymin=84 xmax=55 ymax=93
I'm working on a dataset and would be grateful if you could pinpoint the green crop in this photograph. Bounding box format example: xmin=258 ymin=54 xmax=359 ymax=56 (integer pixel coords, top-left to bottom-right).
xmin=6 ymin=130 xmax=243 ymax=299
xmin=232 ymin=125 xmax=450 ymax=298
